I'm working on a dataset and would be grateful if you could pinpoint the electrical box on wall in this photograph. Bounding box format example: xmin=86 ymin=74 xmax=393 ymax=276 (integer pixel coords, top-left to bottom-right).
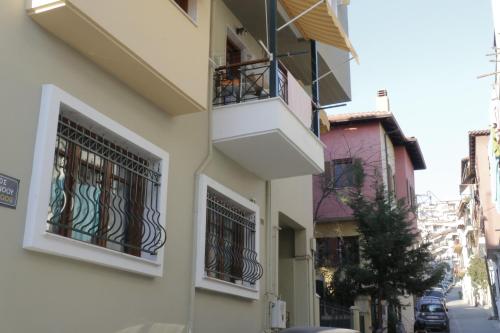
xmin=310 ymin=237 xmax=316 ymax=252
xmin=270 ymin=300 xmax=287 ymax=329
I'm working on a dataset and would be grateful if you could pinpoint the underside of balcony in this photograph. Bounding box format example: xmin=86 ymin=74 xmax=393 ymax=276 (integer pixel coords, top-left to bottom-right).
xmin=27 ymin=0 xmax=207 ymax=116
xmin=212 ymin=98 xmax=325 ymax=180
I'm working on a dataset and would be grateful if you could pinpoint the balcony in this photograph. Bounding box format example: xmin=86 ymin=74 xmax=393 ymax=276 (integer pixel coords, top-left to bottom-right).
xmin=27 ymin=0 xmax=209 ymax=116
xmin=212 ymin=59 xmax=325 ymax=180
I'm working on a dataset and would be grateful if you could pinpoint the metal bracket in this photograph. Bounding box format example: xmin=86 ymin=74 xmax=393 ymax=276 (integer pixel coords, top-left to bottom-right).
xmin=277 ymin=0 xmax=324 ymax=32
xmin=258 ymin=40 xmax=274 ymax=61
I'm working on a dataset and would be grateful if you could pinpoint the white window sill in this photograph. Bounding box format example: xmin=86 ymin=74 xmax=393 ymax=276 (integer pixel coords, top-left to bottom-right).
xmin=24 ymin=232 xmax=163 ymax=276
xmin=196 ymin=275 xmax=259 ymax=300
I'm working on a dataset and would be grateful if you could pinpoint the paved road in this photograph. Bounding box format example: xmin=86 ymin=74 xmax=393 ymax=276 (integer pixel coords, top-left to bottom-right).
xmin=446 ymin=286 xmax=499 ymax=333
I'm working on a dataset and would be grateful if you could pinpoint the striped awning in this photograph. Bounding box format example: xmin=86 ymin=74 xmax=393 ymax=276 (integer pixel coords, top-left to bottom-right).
xmin=280 ymin=0 xmax=358 ymax=63
xmin=319 ymin=110 xmax=331 ymax=134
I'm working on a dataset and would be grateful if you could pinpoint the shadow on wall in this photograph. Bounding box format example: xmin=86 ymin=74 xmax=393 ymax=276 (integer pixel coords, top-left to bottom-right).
xmin=115 ymin=324 xmax=185 ymax=333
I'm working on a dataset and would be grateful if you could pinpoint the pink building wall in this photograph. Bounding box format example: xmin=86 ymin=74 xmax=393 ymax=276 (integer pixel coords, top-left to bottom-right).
xmin=314 ymin=122 xmax=383 ymax=222
xmin=395 ymin=146 xmax=417 ymax=229
xmin=475 ymin=135 xmax=500 ymax=250
xmin=314 ymin=122 xmax=418 ymax=224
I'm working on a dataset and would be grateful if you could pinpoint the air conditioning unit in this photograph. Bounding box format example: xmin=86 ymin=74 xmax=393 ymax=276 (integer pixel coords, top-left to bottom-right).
xmin=270 ymin=300 xmax=287 ymax=329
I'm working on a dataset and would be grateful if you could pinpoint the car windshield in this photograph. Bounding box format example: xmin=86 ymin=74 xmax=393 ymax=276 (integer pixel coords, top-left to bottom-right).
xmin=420 ymin=304 xmax=445 ymax=313
xmin=425 ymin=291 xmax=444 ymax=298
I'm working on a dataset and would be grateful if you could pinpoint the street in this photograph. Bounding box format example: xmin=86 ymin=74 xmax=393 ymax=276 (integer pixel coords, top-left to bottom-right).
xmin=447 ymin=286 xmax=500 ymax=333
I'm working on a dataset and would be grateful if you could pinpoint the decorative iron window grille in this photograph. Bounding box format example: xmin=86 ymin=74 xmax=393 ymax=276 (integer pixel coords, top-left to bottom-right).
xmin=205 ymin=187 xmax=263 ymax=286
xmin=213 ymin=58 xmax=288 ymax=107
xmin=47 ymin=116 xmax=166 ymax=256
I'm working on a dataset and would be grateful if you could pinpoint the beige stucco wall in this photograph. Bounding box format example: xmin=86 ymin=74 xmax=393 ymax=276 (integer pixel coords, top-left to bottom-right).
xmin=211 ymin=0 xmax=265 ymax=64
xmin=0 ymin=1 xmax=318 ymax=332
xmin=1 ymin=2 xmax=203 ymax=331
xmin=272 ymin=176 xmax=317 ymax=327
xmin=67 ymin=0 xmax=211 ymax=110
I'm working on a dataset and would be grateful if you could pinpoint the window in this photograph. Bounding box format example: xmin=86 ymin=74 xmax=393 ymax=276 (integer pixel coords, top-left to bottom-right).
xmin=329 ymin=158 xmax=355 ymax=188
xmin=172 ymin=0 xmax=197 ymax=22
xmin=195 ymin=175 xmax=262 ymax=299
xmin=316 ymin=236 xmax=359 ymax=268
xmin=24 ymin=85 xmax=169 ymax=277
xmin=174 ymin=0 xmax=189 ymax=12
xmin=48 ymin=116 xmax=164 ymax=256
xmin=419 ymin=304 xmax=445 ymax=313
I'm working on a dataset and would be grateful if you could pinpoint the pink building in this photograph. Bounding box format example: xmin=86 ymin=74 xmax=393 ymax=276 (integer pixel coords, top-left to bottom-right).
xmin=314 ymin=90 xmax=426 ymax=267
xmin=314 ymin=91 xmax=426 ymax=331
xmin=314 ymin=107 xmax=426 ymax=235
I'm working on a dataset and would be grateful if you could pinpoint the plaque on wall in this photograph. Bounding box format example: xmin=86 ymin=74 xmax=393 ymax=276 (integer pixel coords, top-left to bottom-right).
xmin=0 ymin=173 xmax=20 ymax=209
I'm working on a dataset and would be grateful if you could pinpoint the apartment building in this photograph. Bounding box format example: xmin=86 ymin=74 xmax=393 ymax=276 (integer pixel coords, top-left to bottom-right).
xmin=456 ymin=158 xmax=490 ymax=307
xmin=461 ymin=130 xmax=500 ymax=312
xmin=313 ymin=91 xmax=426 ymax=333
xmin=417 ymin=196 xmax=460 ymax=261
xmin=0 ymin=0 xmax=356 ymax=332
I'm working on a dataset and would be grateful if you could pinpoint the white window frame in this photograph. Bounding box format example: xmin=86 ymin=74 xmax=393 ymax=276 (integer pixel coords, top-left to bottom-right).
xmin=195 ymin=174 xmax=260 ymax=300
xmin=23 ymin=84 xmax=169 ymax=277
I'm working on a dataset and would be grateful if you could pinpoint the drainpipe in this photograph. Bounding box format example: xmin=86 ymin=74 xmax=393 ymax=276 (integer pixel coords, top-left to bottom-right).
xmin=310 ymin=40 xmax=320 ymax=138
xmin=265 ymin=3 xmax=278 ymax=330
xmin=187 ymin=1 xmax=215 ymax=332
xmin=265 ymin=180 xmax=276 ymax=332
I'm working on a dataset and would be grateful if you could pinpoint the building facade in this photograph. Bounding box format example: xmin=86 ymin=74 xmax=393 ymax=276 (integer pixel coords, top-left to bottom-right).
xmin=313 ymin=91 xmax=426 ymax=333
xmin=0 ymin=0 xmax=356 ymax=332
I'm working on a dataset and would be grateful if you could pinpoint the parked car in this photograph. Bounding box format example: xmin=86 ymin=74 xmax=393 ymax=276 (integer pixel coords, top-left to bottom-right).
xmin=425 ymin=289 xmax=445 ymax=300
xmin=414 ymin=298 xmax=450 ymax=333
xmin=280 ymin=328 xmax=360 ymax=333
xmin=417 ymin=296 xmax=448 ymax=312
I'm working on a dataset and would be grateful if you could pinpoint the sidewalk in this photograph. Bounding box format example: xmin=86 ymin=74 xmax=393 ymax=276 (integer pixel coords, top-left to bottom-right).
xmin=447 ymin=286 xmax=500 ymax=333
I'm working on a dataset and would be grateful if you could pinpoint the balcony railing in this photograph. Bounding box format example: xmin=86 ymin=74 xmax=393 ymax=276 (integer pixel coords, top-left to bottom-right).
xmin=213 ymin=58 xmax=288 ymax=107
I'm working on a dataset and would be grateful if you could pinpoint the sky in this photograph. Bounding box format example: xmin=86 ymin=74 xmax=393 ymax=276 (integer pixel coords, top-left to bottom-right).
xmin=333 ymin=0 xmax=495 ymax=201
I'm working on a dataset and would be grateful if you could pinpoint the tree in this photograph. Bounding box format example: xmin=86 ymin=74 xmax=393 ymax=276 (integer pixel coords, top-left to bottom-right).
xmin=314 ymin=138 xmax=383 ymax=222
xmin=330 ymin=185 xmax=444 ymax=331
xmin=468 ymin=256 xmax=488 ymax=290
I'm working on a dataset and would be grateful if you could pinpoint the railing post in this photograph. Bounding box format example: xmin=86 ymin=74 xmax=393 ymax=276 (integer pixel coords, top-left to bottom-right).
xmin=267 ymin=0 xmax=278 ymax=98
xmin=311 ymin=40 xmax=320 ymax=138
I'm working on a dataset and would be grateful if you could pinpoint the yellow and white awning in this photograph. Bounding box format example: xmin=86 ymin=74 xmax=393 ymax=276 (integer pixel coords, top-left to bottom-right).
xmin=319 ymin=110 xmax=331 ymax=134
xmin=280 ymin=0 xmax=358 ymax=63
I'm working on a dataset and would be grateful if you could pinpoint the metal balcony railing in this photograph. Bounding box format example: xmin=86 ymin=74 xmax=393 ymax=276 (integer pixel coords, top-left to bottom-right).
xmin=319 ymin=301 xmax=353 ymax=329
xmin=213 ymin=58 xmax=288 ymax=107
xmin=205 ymin=189 xmax=263 ymax=286
xmin=47 ymin=116 xmax=166 ymax=256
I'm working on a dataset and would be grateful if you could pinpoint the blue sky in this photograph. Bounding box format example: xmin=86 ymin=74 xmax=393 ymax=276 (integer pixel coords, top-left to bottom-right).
xmin=336 ymin=0 xmax=495 ymax=200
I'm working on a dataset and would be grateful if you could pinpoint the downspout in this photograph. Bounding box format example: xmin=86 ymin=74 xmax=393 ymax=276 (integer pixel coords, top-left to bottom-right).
xmin=265 ymin=180 xmax=274 ymax=332
xmin=187 ymin=1 xmax=215 ymax=332
xmin=265 ymin=2 xmax=278 ymax=331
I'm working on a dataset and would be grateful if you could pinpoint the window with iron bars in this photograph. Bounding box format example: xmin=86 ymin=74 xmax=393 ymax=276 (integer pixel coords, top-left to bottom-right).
xmin=204 ymin=187 xmax=263 ymax=287
xmin=47 ymin=116 xmax=166 ymax=257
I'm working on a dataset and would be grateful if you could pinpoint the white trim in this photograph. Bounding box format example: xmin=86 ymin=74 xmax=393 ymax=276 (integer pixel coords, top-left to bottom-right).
xmin=23 ymin=84 xmax=170 ymax=277
xmin=194 ymin=174 xmax=260 ymax=300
